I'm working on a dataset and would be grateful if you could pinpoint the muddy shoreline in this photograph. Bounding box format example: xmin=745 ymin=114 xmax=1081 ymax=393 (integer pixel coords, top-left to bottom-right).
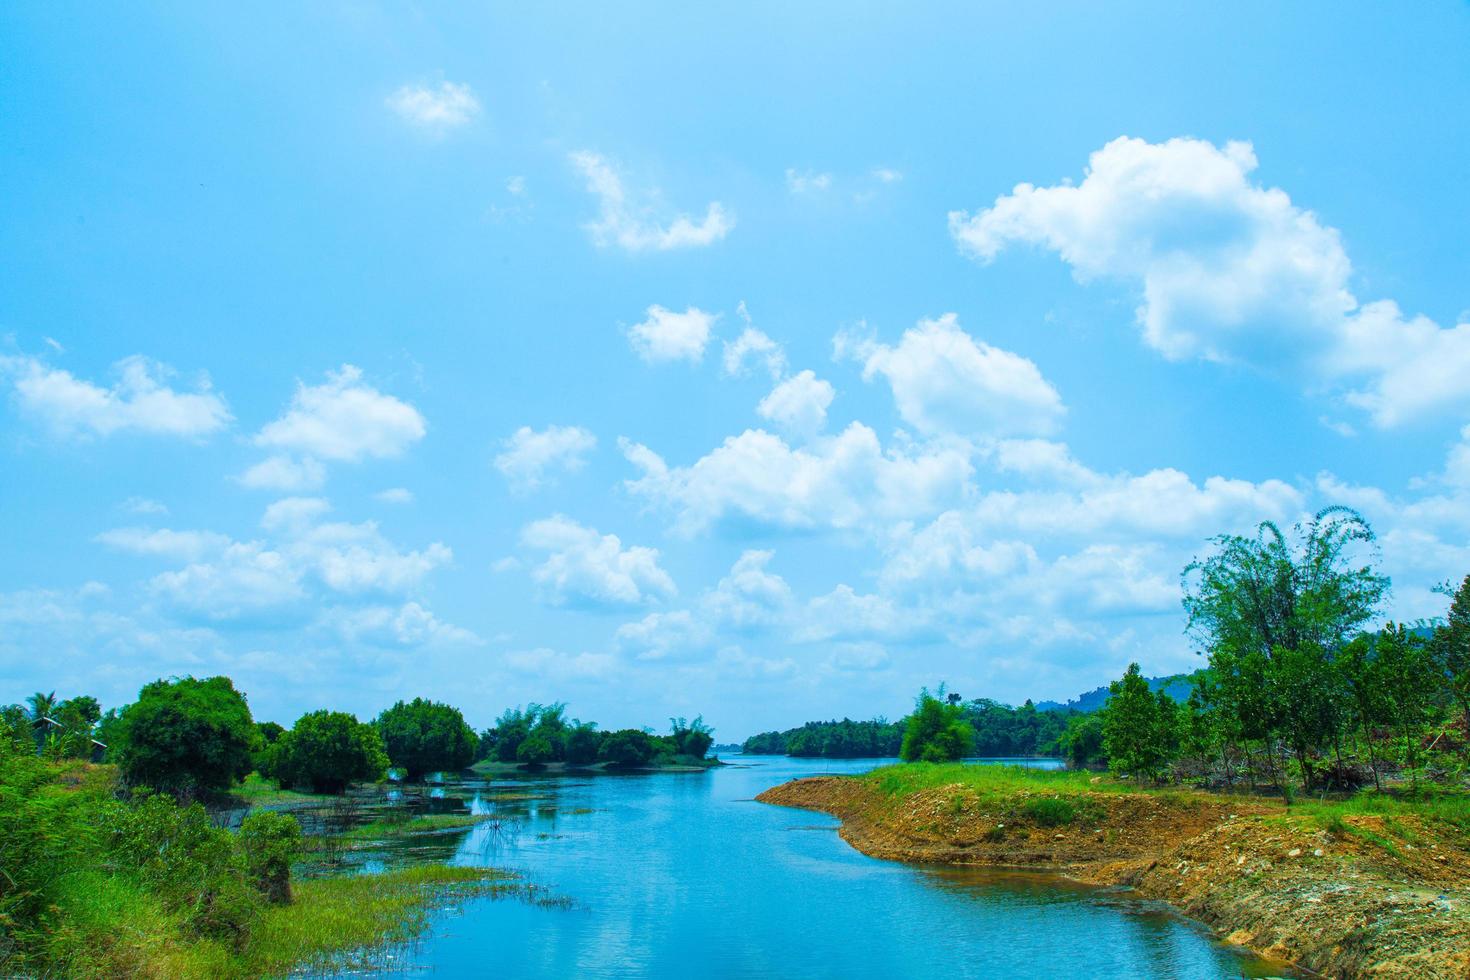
xmin=757 ymin=776 xmax=1470 ymax=979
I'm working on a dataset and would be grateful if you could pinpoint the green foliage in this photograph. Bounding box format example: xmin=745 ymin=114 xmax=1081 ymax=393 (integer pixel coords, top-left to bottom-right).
xmin=1103 ymin=664 xmax=1170 ymax=782
xmin=668 ymin=716 xmax=714 ymax=759
xmin=374 ymin=698 xmax=477 ymax=779
xmin=1431 ymin=574 xmax=1470 ymax=726
xmin=238 ymin=811 xmax=302 ymax=904
xmin=273 ymin=710 xmax=388 ymax=794
xmin=564 ymin=723 xmax=602 ymax=765
xmin=900 ymin=687 xmax=975 ymax=763
xmin=599 ymin=728 xmax=655 ymax=767
xmin=1056 ymin=712 xmax=1107 ymax=768
xmin=744 ymin=718 xmax=904 ymax=757
xmin=1021 ymin=797 xmax=1077 ymax=827
xmin=115 ymin=676 xmax=258 ymax=796
xmin=515 ymin=730 xmax=557 ymax=767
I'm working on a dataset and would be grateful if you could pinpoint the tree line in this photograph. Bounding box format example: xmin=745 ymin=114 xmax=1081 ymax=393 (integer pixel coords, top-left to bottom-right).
xmin=3 ymin=681 xmax=716 ymax=797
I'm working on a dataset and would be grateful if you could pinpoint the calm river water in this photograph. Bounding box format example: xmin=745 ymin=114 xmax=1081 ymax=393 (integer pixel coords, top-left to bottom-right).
xmin=384 ymin=755 xmax=1297 ymax=979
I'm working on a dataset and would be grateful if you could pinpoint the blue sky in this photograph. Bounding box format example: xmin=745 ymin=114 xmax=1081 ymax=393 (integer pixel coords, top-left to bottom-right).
xmin=4 ymin=3 xmax=1470 ymax=738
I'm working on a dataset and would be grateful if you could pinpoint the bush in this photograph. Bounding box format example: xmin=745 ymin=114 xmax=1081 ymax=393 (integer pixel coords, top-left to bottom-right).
xmin=515 ymin=731 xmax=556 ymax=767
xmin=564 ymin=725 xmax=602 ymax=765
xmin=274 ymin=710 xmax=388 ymax=793
xmin=900 ymin=688 xmax=975 ymax=763
xmin=375 ymin=698 xmax=477 ymax=779
xmin=599 ymin=729 xmax=655 ymax=768
xmin=115 ymin=676 xmax=258 ymax=796
xmin=238 ymin=811 xmax=302 ymax=904
xmin=1021 ymin=797 xmax=1076 ymax=827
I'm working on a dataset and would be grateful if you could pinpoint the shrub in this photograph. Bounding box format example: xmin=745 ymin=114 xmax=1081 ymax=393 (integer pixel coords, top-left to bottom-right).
xmin=564 ymin=725 xmax=602 ymax=765
xmin=238 ymin=811 xmax=302 ymax=904
xmin=274 ymin=710 xmax=388 ymax=793
xmin=374 ymin=698 xmax=477 ymax=779
xmin=1022 ymin=797 xmax=1076 ymax=827
xmin=515 ymin=731 xmax=556 ymax=767
xmin=115 ymin=676 xmax=258 ymax=796
xmin=599 ymin=729 xmax=655 ymax=768
xmin=900 ymin=688 xmax=975 ymax=763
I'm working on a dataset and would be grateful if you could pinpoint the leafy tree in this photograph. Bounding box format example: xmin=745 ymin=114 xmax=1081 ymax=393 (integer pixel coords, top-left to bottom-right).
xmin=900 ymin=687 xmax=975 ymax=763
xmin=1431 ymin=574 xmax=1470 ymax=729
xmin=599 ymin=729 xmax=655 ymax=767
xmin=1183 ymin=507 xmax=1387 ymax=790
xmin=565 ymin=723 xmax=602 ymax=765
xmin=515 ymin=730 xmax=557 ymax=767
xmin=375 ymin=698 xmax=477 ymax=779
xmin=1103 ymin=664 xmax=1168 ymax=781
xmin=274 ymin=710 xmax=388 ymax=793
xmin=669 ymin=716 xmax=714 ymax=759
xmin=491 ymin=705 xmax=535 ymax=762
xmin=115 ymin=677 xmax=258 ymax=796
xmin=1056 ymin=712 xmax=1106 ymax=768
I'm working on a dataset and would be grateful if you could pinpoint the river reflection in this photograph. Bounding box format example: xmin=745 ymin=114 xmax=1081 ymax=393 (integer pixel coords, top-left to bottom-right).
xmin=341 ymin=756 xmax=1301 ymax=979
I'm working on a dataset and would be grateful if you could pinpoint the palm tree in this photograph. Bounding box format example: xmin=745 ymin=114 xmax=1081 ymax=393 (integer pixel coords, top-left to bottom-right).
xmin=26 ymin=691 xmax=58 ymax=721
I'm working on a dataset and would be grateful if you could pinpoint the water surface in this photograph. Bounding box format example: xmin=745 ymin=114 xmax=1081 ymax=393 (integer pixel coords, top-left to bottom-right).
xmin=387 ymin=756 xmax=1298 ymax=978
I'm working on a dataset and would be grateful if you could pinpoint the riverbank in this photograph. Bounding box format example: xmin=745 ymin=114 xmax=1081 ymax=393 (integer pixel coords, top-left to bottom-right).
xmin=757 ymin=764 xmax=1470 ymax=979
xmin=471 ymin=755 xmax=724 ymax=776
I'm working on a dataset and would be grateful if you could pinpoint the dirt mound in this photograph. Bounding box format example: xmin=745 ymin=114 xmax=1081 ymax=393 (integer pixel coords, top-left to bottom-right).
xmin=757 ymin=776 xmax=1470 ymax=979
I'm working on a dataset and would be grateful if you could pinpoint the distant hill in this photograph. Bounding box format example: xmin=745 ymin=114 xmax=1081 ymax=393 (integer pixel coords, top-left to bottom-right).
xmin=1036 ymin=671 xmax=1202 ymax=713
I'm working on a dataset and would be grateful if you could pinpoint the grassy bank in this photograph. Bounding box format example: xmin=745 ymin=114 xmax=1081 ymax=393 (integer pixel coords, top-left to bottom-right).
xmin=339 ymin=812 xmax=493 ymax=840
xmin=759 ymin=763 xmax=1470 ymax=979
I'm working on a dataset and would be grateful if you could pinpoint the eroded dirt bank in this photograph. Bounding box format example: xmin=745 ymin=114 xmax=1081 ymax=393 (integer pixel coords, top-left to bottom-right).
xmin=758 ymin=776 xmax=1470 ymax=979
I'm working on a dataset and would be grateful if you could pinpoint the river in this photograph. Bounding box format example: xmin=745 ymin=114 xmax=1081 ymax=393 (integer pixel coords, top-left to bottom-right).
xmin=366 ymin=755 xmax=1298 ymax=978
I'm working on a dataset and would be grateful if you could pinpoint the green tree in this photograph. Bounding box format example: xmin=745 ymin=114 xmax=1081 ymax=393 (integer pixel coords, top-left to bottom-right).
xmin=238 ymin=810 xmax=302 ymax=904
xmin=1103 ymin=664 xmax=1168 ymax=782
xmin=669 ymin=716 xmax=714 ymax=759
xmin=1056 ymin=712 xmax=1106 ymax=768
xmin=599 ymin=729 xmax=655 ymax=767
xmin=115 ymin=677 xmax=258 ymax=796
xmin=515 ymin=730 xmax=557 ymax=767
xmin=1431 ymin=574 xmax=1470 ymax=730
xmin=564 ymin=723 xmax=602 ymax=765
xmin=374 ymin=698 xmax=477 ymax=779
xmin=1183 ymin=506 xmax=1388 ymax=790
xmin=900 ymin=687 xmax=975 ymax=763
xmin=274 ymin=710 xmax=388 ymax=793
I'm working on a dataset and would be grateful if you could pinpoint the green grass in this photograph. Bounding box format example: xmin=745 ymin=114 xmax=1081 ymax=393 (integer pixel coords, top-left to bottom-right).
xmin=1287 ymin=787 xmax=1470 ymax=833
xmin=228 ymin=772 xmax=338 ymax=806
xmin=339 ymin=812 xmax=491 ymax=840
xmin=240 ymin=865 xmax=517 ymax=977
xmin=863 ymin=762 xmax=1142 ymax=800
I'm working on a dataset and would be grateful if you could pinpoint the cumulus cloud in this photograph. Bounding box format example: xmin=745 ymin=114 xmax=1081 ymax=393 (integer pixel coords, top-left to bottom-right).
xmin=494 ymin=425 xmax=597 ymax=493
xmin=723 ymin=328 xmax=787 ymax=380
xmin=0 ymin=354 xmax=230 ymax=440
xmin=950 ymin=135 xmax=1470 ymax=426
xmin=615 ymin=609 xmax=712 ymax=661
xmin=701 ymin=550 xmax=794 ymax=629
xmin=375 ymin=487 xmax=414 ymax=504
xmin=254 ymin=365 xmax=425 ymax=462
xmin=570 ymin=151 xmax=733 ymax=252
xmin=620 ymin=423 xmax=972 ymax=535
xmin=237 ymin=455 xmax=326 ymax=492
xmin=838 ymin=314 xmax=1064 ymax=438
xmin=95 ymin=527 xmax=231 ymax=562
xmin=326 ymin=601 xmax=479 ymax=648
xmin=627 ymin=305 xmax=716 ymax=364
xmin=386 ymin=81 xmax=480 ymax=129
xmin=756 ymin=370 xmax=834 ymax=440
xmin=520 ymin=515 xmax=676 ymax=608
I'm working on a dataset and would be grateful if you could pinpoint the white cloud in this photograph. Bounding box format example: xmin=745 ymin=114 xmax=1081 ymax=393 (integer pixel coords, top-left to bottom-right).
xmin=570 ymin=151 xmax=733 ymax=252
xmin=627 ymin=306 xmax=716 ymax=364
xmin=260 ymin=496 xmax=332 ymax=533
xmin=615 ymin=609 xmax=712 ymax=661
xmin=838 ymin=313 xmax=1064 ymax=438
xmin=800 ymin=585 xmax=899 ymax=642
xmin=151 ymin=542 xmax=308 ymax=623
xmin=494 ymin=425 xmax=597 ymax=493
xmin=757 ymin=370 xmax=834 ymax=440
xmin=872 ymin=168 xmax=903 ymax=184
xmin=785 ymin=168 xmax=832 ymax=194
xmin=95 ymin=527 xmax=231 ymax=562
xmin=520 ymin=515 xmax=676 ymax=608
xmin=326 ymin=601 xmax=479 ymax=648
xmin=701 ymin=550 xmax=794 ymax=629
xmin=238 ymin=455 xmax=326 ymax=492
xmin=1 ymin=354 xmax=230 ymax=440
xmin=621 ymin=423 xmax=972 ymax=535
xmin=506 ymin=175 xmax=526 ymax=196
xmin=121 ymin=497 xmax=168 ymax=516
xmin=951 ymin=135 xmax=1470 ymax=426
xmin=722 ymin=328 xmax=787 ymax=380
xmin=386 ymin=81 xmax=480 ymax=129
xmin=375 ymin=487 xmax=415 ymax=504
xmin=254 ymin=365 xmax=425 ymax=462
